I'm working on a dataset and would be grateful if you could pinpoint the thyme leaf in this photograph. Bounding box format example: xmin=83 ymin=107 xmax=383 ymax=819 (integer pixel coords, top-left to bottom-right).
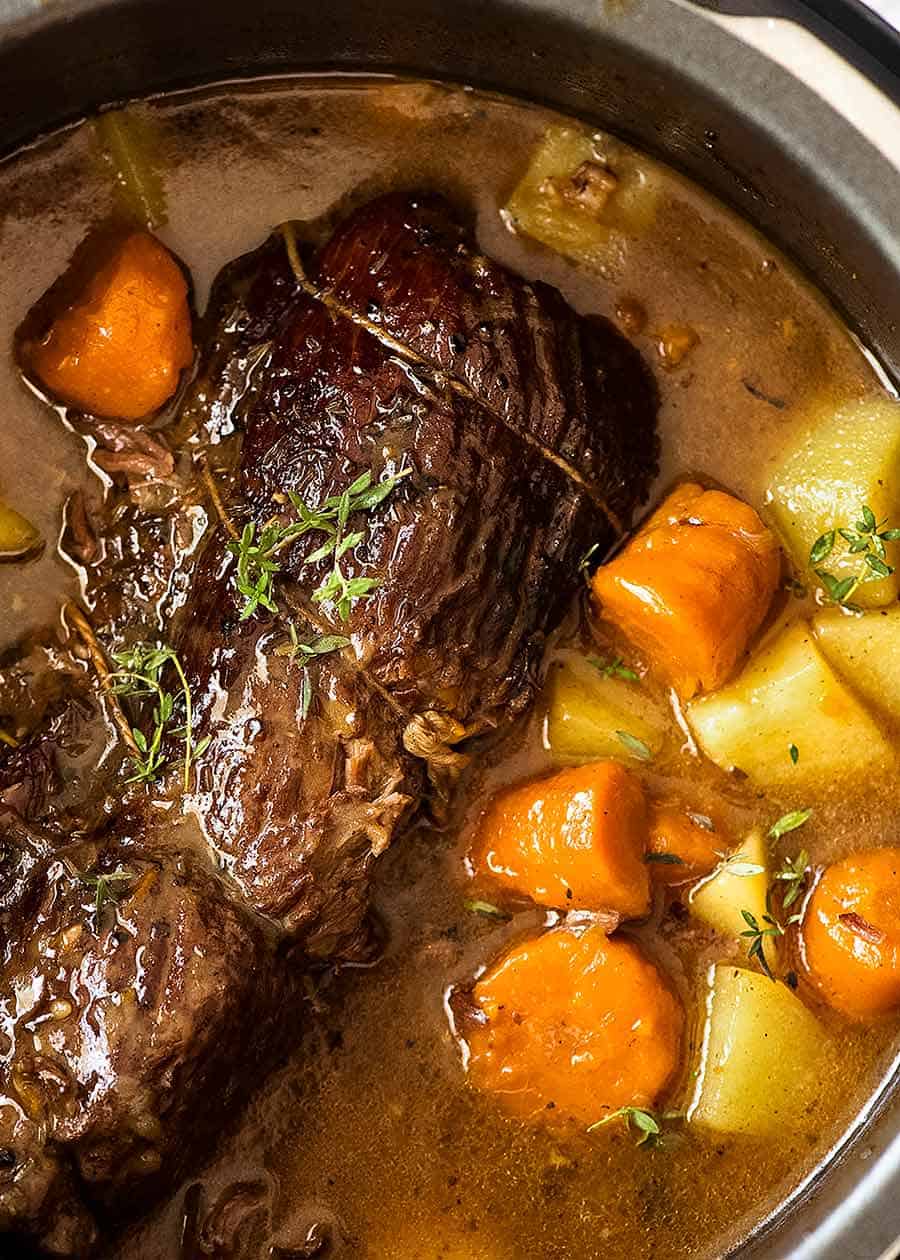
xmin=463 ymin=899 xmax=511 ymax=921
xmin=587 ymin=655 xmax=639 ymax=683
xmin=789 ymin=743 xmax=799 ymax=765
xmin=299 ymin=669 xmax=313 ymax=722
xmin=809 ymin=530 xmax=835 ymax=566
xmin=275 ymin=623 xmax=351 ymax=667
xmin=615 ymin=730 xmax=652 ymax=761
xmin=768 ymin=808 xmax=812 ymax=841
xmin=645 ymin=852 xmax=685 ymax=866
xmin=578 ymin=542 xmax=601 ymax=573
xmin=718 ymin=854 xmax=765 ymax=877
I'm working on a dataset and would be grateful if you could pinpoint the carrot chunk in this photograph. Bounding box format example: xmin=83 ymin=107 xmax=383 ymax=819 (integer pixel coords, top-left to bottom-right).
xmin=647 ymin=802 xmax=722 ymax=887
xmin=802 ymin=848 xmax=900 ymax=1019
xmin=22 ymin=230 xmax=193 ymax=421
xmin=591 ymin=483 xmax=781 ymax=698
xmin=470 ymin=761 xmax=650 ymax=918
xmin=464 ymin=926 xmax=683 ymax=1124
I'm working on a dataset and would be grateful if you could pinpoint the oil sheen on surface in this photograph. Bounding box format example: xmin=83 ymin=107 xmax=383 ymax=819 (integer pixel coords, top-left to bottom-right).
xmin=0 ymin=78 xmax=897 ymax=1260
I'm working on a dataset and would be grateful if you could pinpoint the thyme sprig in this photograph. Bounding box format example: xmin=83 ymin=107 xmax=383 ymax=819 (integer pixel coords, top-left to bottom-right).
xmin=810 ymin=504 xmax=900 ymax=606
xmin=228 ymin=467 xmax=409 ymax=622
xmin=275 ymin=623 xmax=352 ymax=720
xmin=587 ymin=1106 xmax=680 ymax=1147
xmin=773 ymin=849 xmax=811 ymax=912
xmin=741 ymin=850 xmax=810 ymax=981
xmin=109 ymin=643 xmax=209 ymax=790
xmin=740 ymin=897 xmax=785 ymax=981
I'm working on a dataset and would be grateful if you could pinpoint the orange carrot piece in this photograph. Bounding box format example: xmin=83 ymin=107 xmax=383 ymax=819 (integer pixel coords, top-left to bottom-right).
xmin=647 ymin=802 xmax=723 ymax=887
xmin=470 ymin=761 xmax=650 ymax=918
xmin=465 ymin=926 xmax=684 ymax=1124
xmin=591 ymin=483 xmax=781 ymax=698
xmin=22 ymin=230 xmax=193 ymax=421
xmin=802 ymin=848 xmax=900 ymax=1019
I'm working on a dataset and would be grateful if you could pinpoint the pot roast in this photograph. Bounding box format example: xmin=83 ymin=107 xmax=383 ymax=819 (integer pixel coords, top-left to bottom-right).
xmin=0 ymin=193 xmax=657 ymax=1255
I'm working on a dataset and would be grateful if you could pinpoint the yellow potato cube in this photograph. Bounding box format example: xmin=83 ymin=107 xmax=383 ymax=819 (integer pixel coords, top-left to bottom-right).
xmin=688 ymin=620 xmax=893 ymax=786
xmin=814 ymin=605 xmax=900 ymax=727
xmin=503 ymin=125 xmax=661 ymax=267
xmin=767 ymin=398 xmax=900 ymax=607
xmin=690 ymin=965 xmax=830 ymax=1136
xmin=689 ymin=831 xmax=775 ymax=968
xmin=545 ymin=652 xmax=668 ymax=765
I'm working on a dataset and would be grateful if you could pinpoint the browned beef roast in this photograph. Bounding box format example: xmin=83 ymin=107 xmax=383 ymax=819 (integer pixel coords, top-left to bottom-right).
xmin=0 ymin=192 xmax=657 ymax=1255
xmin=179 ymin=193 xmax=657 ymax=945
xmin=0 ymin=811 xmax=293 ymax=1257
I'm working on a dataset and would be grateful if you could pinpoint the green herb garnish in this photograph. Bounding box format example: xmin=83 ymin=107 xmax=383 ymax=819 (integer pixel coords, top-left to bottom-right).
xmin=587 ymin=655 xmax=639 ymax=683
xmin=645 ymin=852 xmax=685 ymax=866
xmin=275 ymin=624 xmax=351 ymax=721
xmin=587 ymin=1106 xmax=679 ymax=1147
xmin=740 ymin=897 xmax=785 ymax=981
xmin=228 ymin=467 xmax=408 ymax=622
xmin=275 ymin=623 xmax=351 ymax=666
xmin=578 ymin=542 xmax=601 ymax=573
xmin=109 ymin=643 xmax=209 ymax=790
xmin=615 ymin=730 xmax=652 ymax=761
xmin=81 ymin=864 xmax=134 ymax=924
xmin=768 ymin=808 xmax=812 ymax=841
xmin=773 ymin=849 xmax=810 ymax=912
xmin=809 ymin=504 xmax=900 ymax=606
xmin=789 ymin=743 xmax=799 ymax=765
xmin=719 ymin=853 xmax=765 ymax=877
xmin=463 ymin=899 xmax=511 ymax=921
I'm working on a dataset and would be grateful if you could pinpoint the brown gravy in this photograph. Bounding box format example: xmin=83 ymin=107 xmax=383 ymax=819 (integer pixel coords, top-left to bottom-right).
xmin=1 ymin=77 xmax=897 ymax=1260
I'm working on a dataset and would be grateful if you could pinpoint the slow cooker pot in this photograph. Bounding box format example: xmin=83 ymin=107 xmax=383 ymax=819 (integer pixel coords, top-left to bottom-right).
xmin=0 ymin=1 xmax=898 ymax=1255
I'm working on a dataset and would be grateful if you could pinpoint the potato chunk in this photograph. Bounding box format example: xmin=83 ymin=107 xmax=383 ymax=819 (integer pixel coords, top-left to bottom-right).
xmin=592 ymin=483 xmax=781 ymax=698
xmin=690 ymin=965 xmax=830 ymax=1136
xmin=689 ymin=830 xmax=776 ymax=969
xmin=814 ymin=606 xmax=900 ymax=727
xmin=767 ymin=397 xmax=900 ymax=607
xmin=545 ymin=652 xmax=668 ymax=764
xmin=688 ymin=620 xmax=893 ymax=786
xmin=503 ymin=124 xmax=661 ymax=266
